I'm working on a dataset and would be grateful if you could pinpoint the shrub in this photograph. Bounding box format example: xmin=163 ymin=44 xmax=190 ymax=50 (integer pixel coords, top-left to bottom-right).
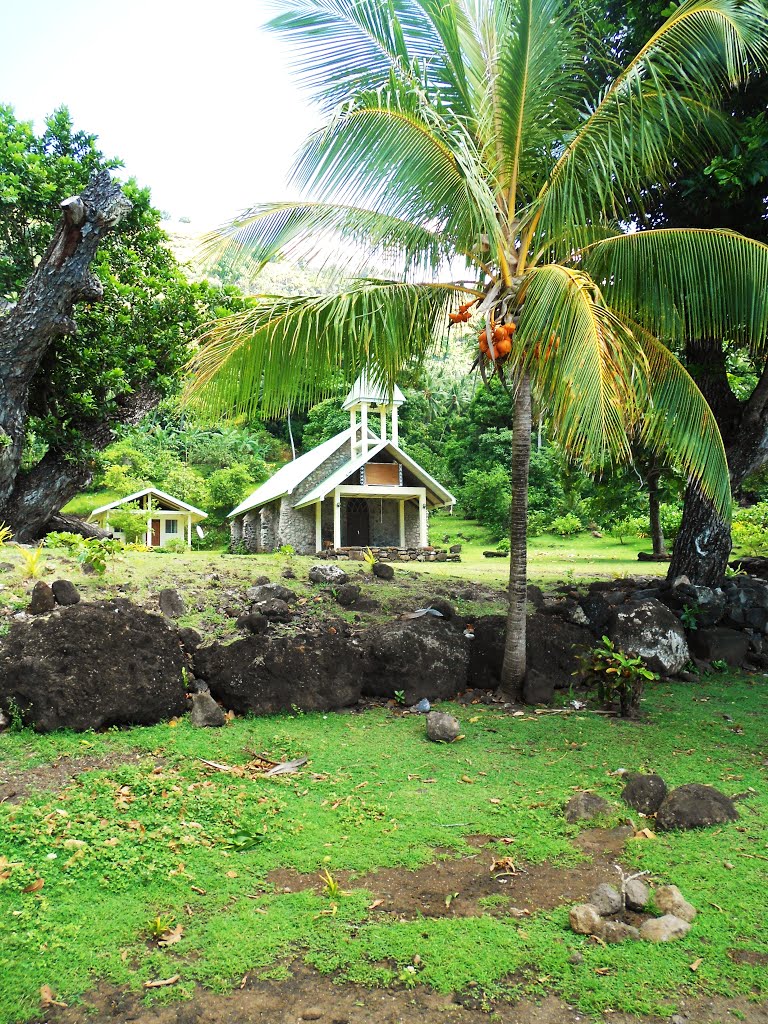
xmin=526 ymin=511 xmax=549 ymax=537
xmin=732 ymin=502 xmax=768 ymax=556
xmin=157 ymin=537 xmax=188 ymax=554
xmin=548 ymin=513 xmax=582 ymax=536
xmin=575 ymin=636 xmax=658 ymax=718
xmin=457 ymin=466 xmax=511 ymax=539
xmin=658 ymin=502 xmax=683 ymax=540
xmin=106 ymin=504 xmax=151 ymax=544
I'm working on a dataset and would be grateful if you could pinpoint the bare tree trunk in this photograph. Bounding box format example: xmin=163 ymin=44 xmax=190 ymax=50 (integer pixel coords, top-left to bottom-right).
xmin=647 ymin=466 xmax=666 ymax=557
xmin=0 ymin=171 xmax=132 ymax=535
xmin=498 ymin=374 xmax=531 ymax=700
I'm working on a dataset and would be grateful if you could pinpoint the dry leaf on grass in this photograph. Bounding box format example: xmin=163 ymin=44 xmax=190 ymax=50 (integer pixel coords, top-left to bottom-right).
xmin=634 ymin=827 xmax=656 ymax=840
xmin=368 ymin=899 xmax=385 ymax=910
xmin=40 ymin=985 xmax=67 ymax=1008
xmin=689 ymin=958 xmax=703 ymax=972
xmin=490 ymin=857 xmax=517 ymax=874
xmin=22 ymin=878 xmax=44 ymax=893
xmin=158 ymin=924 xmax=184 ymax=947
xmin=144 ymin=975 xmax=180 ymax=989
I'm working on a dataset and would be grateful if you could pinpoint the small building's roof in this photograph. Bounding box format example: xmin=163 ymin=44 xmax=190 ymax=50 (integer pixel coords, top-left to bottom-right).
xmin=341 ymin=373 xmax=405 ymax=411
xmin=229 ymin=427 xmax=373 ymax=518
xmin=88 ymin=487 xmax=208 ymax=521
xmin=295 ymin=440 xmax=454 ymax=510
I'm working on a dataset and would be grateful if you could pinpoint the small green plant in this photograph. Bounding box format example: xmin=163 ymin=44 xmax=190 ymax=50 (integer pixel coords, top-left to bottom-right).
xmin=548 ymin=513 xmax=583 ymax=536
xmin=394 ymin=689 xmax=406 ymax=705
xmin=159 ymin=537 xmax=188 ymax=554
xmin=319 ymin=868 xmax=348 ymax=899
xmin=18 ymin=544 xmax=45 ymax=579
xmin=679 ymin=603 xmax=701 ymax=630
xmin=711 ymin=658 xmax=729 ymax=673
xmin=396 ymin=964 xmax=419 ymax=989
xmin=575 ymin=636 xmax=658 ymax=718
xmin=0 ymin=522 xmax=12 ymax=546
xmin=363 ymin=546 xmax=377 ymax=570
xmin=3 ymin=697 xmax=25 ymax=732
xmin=146 ymin=914 xmax=176 ymax=942
xmin=725 ymin=564 xmax=747 ymax=578
xmin=495 ymin=537 xmax=510 ymax=554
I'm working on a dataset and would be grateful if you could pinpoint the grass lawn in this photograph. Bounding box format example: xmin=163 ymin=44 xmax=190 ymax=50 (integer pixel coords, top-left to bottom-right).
xmin=1 ymin=677 xmax=766 ymax=1021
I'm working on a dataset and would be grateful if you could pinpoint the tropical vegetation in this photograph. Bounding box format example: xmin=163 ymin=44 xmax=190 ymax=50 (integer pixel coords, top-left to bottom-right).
xmin=185 ymin=0 xmax=768 ymax=696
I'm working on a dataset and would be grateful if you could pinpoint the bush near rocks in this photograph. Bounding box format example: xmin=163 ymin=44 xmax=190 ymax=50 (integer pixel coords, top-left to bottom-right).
xmin=0 ymin=601 xmax=189 ymax=732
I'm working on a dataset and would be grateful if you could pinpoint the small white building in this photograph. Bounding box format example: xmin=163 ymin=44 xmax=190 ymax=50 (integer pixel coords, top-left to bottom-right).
xmin=88 ymin=487 xmax=207 ymax=548
xmin=228 ymin=376 xmax=455 ymax=555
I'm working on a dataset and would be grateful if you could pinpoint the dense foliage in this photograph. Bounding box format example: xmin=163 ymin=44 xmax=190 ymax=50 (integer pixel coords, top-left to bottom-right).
xmin=0 ymin=105 xmax=248 ymax=473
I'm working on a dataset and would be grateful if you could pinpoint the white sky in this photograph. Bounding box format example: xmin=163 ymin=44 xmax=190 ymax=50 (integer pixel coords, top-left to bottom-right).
xmin=0 ymin=0 xmax=319 ymax=229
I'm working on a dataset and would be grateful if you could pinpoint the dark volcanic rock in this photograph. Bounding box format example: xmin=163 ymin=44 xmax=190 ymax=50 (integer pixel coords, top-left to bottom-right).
xmin=688 ymin=627 xmax=750 ymax=666
xmin=469 ymin=612 xmax=592 ymax=693
xmin=189 ymin=691 xmax=226 ymax=728
xmin=51 ymin=579 xmax=80 ymax=606
xmin=335 ymin=583 xmax=361 ymax=607
xmin=251 ymin=597 xmax=292 ymax=622
xmin=195 ymin=631 xmax=363 ymax=715
xmin=308 ymin=565 xmax=349 ymax=586
xmin=0 ymin=601 xmax=188 ymax=732
xmin=662 ymin=581 xmax=725 ymax=627
xmin=425 ymin=711 xmax=461 ymax=742
xmin=28 ymin=581 xmax=55 ymax=615
xmin=178 ymin=627 xmax=202 ymax=653
xmin=522 ymin=669 xmax=555 ymax=705
xmin=236 ymin=612 xmax=269 ymax=634
xmin=729 ymin=556 xmax=768 ymax=581
xmin=246 ymin=583 xmax=297 ymax=605
xmin=421 ymin=597 xmax=456 ymax=620
xmin=656 ymin=783 xmax=739 ymax=831
xmin=372 ymin=561 xmax=395 ymax=581
xmin=159 ymin=588 xmax=186 ymax=618
xmin=608 ymin=599 xmax=688 ymax=675
xmin=564 ymin=792 xmax=612 ymax=823
xmin=621 ymin=772 xmax=668 ymax=815
xmin=721 ymin=576 xmax=768 ymax=633
xmin=361 ymin=616 xmax=469 ymax=703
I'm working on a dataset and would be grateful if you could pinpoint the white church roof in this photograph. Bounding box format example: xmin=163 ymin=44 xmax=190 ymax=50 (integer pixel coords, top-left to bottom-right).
xmin=341 ymin=373 xmax=405 ymax=411
xmin=295 ymin=441 xmax=454 ymax=509
xmin=229 ymin=427 xmax=369 ymax=518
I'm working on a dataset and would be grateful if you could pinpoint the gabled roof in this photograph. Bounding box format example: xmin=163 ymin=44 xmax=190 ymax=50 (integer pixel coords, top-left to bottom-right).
xmin=295 ymin=440 xmax=454 ymax=510
xmin=229 ymin=427 xmax=372 ymax=518
xmin=88 ymin=487 xmax=208 ymax=520
xmin=342 ymin=373 xmax=405 ymax=411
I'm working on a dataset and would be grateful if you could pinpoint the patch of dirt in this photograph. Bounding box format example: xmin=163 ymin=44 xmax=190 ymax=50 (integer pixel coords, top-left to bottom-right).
xmin=729 ymin=949 xmax=768 ymax=966
xmin=34 ymin=963 xmax=768 ymax=1024
xmin=0 ymin=751 xmax=154 ymax=804
xmin=267 ymin=827 xmax=635 ymax=919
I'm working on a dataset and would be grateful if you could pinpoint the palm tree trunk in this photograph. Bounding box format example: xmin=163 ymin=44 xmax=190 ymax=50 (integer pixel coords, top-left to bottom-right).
xmin=498 ymin=373 xmax=531 ymax=700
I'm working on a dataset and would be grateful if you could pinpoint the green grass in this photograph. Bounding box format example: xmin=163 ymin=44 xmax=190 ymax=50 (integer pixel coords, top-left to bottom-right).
xmin=1 ymin=677 xmax=766 ymax=1020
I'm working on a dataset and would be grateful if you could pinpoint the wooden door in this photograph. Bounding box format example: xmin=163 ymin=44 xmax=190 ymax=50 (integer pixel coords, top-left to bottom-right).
xmin=345 ymin=499 xmax=370 ymax=546
xmin=151 ymin=519 xmax=161 ymax=546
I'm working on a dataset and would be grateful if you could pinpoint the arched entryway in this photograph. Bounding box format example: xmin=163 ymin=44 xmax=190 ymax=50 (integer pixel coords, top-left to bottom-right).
xmin=344 ymin=498 xmax=370 ymax=546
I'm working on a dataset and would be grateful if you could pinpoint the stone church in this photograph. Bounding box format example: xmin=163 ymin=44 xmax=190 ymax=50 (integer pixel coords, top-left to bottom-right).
xmin=229 ymin=376 xmax=455 ymax=555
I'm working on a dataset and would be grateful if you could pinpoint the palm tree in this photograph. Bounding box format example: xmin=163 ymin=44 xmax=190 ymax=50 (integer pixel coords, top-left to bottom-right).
xmin=185 ymin=0 xmax=768 ymax=698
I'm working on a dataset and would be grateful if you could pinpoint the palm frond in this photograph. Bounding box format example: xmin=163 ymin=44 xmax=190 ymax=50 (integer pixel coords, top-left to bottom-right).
xmin=497 ymin=0 xmax=585 ymax=215
xmin=631 ymin=321 xmax=731 ymax=520
xmin=532 ymin=0 xmax=768 ymax=251
xmin=291 ymin=97 xmax=501 ymax=257
xmin=266 ymin=0 xmax=473 ymax=116
xmin=511 ymin=264 xmax=646 ymax=469
xmin=183 ymin=280 xmax=462 ymax=419
xmin=199 ymin=201 xmax=461 ymax=280
xmin=581 ymin=228 xmax=768 ymax=349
